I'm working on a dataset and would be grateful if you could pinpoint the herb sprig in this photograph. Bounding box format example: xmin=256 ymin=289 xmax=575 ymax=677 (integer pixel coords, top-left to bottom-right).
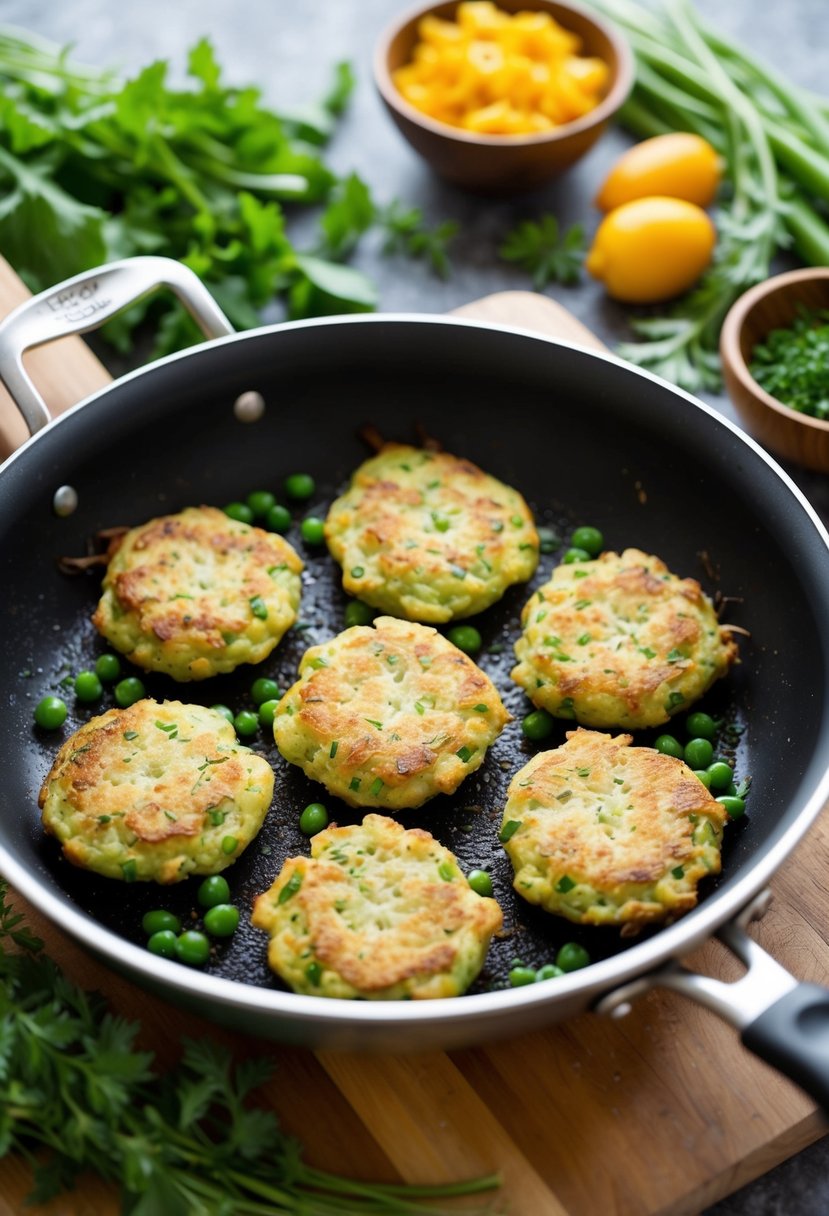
xmin=0 ymin=880 xmax=499 ymax=1214
xmin=498 ymin=215 xmax=586 ymax=288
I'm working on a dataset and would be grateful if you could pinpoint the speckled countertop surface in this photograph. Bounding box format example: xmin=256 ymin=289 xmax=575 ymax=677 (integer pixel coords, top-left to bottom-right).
xmin=2 ymin=0 xmax=828 ymax=1211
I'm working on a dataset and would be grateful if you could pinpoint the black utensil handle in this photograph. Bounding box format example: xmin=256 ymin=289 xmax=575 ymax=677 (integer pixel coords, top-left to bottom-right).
xmin=742 ymin=984 xmax=829 ymax=1111
xmin=0 ymin=256 xmax=233 ymax=436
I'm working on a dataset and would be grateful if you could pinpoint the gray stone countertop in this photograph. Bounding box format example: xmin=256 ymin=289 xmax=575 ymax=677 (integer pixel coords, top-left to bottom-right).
xmin=2 ymin=1 xmax=828 ymax=1211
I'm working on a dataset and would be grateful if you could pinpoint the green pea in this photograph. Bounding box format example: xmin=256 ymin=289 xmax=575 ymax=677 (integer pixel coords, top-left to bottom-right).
xmin=142 ymin=909 xmax=182 ymax=936
xmin=258 ymin=699 xmax=279 ymax=728
xmin=94 ymin=653 xmax=121 ymax=683
xmin=717 ymin=795 xmax=746 ymax=819
xmin=535 ymin=963 xmax=564 ymax=981
xmin=447 ymin=624 xmax=482 ymax=655
xmin=344 ymin=600 xmax=375 ymax=628
xmin=221 ymin=835 xmax=238 ymax=855
xmin=694 ymin=769 xmax=713 ymax=789
xmin=114 ymin=677 xmax=145 ymax=708
xmin=147 ymin=929 xmax=178 ymax=959
xmin=536 ymin=526 xmax=560 ymax=554
xmin=34 ymin=695 xmax=67 ymax=730
xmin=251 ymin=677 xmax=280 ymax=705
xmin=233 ymin=710 xmax=259 ymax=738
xmin=211 ymin=703 xmax=235 ymax=723
xmin=74 ymin=670 xmax=103 ymax=702
xmin=571 ymin=526 xmax=603 ymax=556
xmin=203 ymin=903 xmax=240 ymax=937
xmin=684 ymin=737 xmax=714 ymax=769
xmin=685 ymin=711 xmax=717 ymax=740
xmin=224 ymin=501 xmax=254 ymax=524
xmin=246 ymin=489 xmax=276 ymax=518
xmin=508 ymin=966 xmax=538 ymax=987
xmin=556 ymin=942 xmax=591 ymax=972
xmin=174 ymin=930 xmax=211 ymax=967
xmin=284 ymin=472 xmax=315 ymax=501
xmin=467 ymin=869 xmax=493 ymax=897
xmin=707 ymin=760 xmax=734 ymax=791
xmin=198 ymin=875 xmax=230 ymax=908
xmin=264 ymin=503 xmax=292 ymax=533
xmin=654 ymin=734 xmax=684 ymax=759
xmin=562 ymin=547 xmax=592 ymax=564
xmin=299 ymin=802 xmax=329 ymax=836
xmin=522 ymin=708 xmax=555 ymax=742
xmin=300 ymin=516 xmax=325 ymax=545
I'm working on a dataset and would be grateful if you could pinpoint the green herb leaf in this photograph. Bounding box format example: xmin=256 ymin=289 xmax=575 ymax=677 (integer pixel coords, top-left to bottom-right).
xmin=499 ymin=214 xmax=585 ymax=288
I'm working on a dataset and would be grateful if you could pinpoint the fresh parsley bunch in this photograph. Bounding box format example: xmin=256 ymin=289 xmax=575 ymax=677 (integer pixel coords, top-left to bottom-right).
xmin=0 ymin=881 xmax=498 ymax=1215
xmin=0 ymin=28 xmax=456 ymax=357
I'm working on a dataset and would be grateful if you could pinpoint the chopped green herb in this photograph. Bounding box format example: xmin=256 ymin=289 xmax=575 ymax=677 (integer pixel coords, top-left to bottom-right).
xmin=456 ymin=745 xmax=476 ymax=763
xmin=329 ymin=741 xmax=339 ymax=758
xmin=499 ymin=820 xmax=521 ymax=843
xmin=370 ymin=777 xmax=384 ymax=797
xmin=555 ymin=875 xmax=576 ymax=893
xmin=278 ymin=871 xmax=303 ymax=904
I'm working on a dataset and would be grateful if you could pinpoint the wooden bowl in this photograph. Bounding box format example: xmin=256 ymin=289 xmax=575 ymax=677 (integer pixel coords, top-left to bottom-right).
xmin=373 ymin=0 xmax=634 ymax=194
xmin=720 ymin=268 xmax=829 ymax=472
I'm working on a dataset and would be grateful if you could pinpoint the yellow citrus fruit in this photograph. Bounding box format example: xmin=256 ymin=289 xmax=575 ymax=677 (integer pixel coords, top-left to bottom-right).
xmin=595 ymin=132 xmax=721 ymax=212
xmin=585 ymin=196 xmax=717 ymax=304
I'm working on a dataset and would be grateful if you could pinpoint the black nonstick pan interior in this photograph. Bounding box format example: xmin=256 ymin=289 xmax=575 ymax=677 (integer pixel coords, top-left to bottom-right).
xmin=3 ymin=316 xmax=829 ymax=1000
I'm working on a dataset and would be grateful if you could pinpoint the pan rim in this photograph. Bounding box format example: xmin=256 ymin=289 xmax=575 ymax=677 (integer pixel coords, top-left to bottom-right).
xmin=3 ymin=310 xmax=829 ymax=1028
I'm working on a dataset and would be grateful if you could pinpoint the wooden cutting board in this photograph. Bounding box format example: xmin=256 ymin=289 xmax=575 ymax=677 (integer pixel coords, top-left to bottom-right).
xmin=0 ymin=261 xmax=826 ymax=1216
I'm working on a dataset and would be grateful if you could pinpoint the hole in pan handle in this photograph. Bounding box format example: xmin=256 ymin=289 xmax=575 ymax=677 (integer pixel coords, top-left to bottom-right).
xmin=596 ymin=889 xmax=829 ymax=1114
xmin=0 ymin=255 xmax=234 ymax=437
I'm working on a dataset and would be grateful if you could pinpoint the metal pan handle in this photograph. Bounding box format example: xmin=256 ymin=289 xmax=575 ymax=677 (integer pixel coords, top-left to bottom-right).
xmin=0 ymin=256 xmax=234 ymax=437
xmin=597 ymin=889 xmax=829 ymax=1113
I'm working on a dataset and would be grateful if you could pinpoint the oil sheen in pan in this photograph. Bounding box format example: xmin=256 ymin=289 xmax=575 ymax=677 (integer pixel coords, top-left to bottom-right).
xmin=28 ymin=484 xmax=750 ymax=996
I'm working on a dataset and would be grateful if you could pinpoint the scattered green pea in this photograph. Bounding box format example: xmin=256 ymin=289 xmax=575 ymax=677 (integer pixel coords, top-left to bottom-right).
xmin=562 ymin=547 xmax=591 ymax=564
xmin=34 ymin=695 xmax=67 ymax=730
xmin=571 ymin=525 xmax=603 ymax=556
xmin=685 ymin=711 xmax=717 ymax=740
xmin=224 ymin=501 xmax=254 ymax=524
xmin=508 ymin=966 xmax=538 ymax=987
xmin=522 ymin=708 xmax=555 ymax=742
xmin=694 ymin=769 xmax=713 ymax=789
xmin=94 ymin=653 xmax=121 ymax=682
xmin=264 ymin=503 xmax=292 ymax=533
xmin=246 ymin=489 xmax=276 ymax=518
xmin=537 ymin=526 xmax=560 ymax=554
xmin=717 ymin=795 xmax=746 ymax=819
xmin=198 ymin=875 xmax=230 ymax=908
xmin=684 ymin=738 xmax=714 ymax=769
xmin=258 ymin=699 xmax=279 ymax=728
xmin=233 ymin=710 xmax=259 ymax=738
xmin=174 ymin=930 xmax=211 ymax=967
xmin=556 ymin=942 xmax=591 ymax=972
xmin=344 ymin=600 xmax=375 ymax=628
xmin=447 ymin=624 xmax=482 ymax=655
xmin=300 ymin=516 xmax=325 ymax=545
xmin=467 ymin=869 xmax=493 ymax=897
xmin=74 ymin=670 xmax=103 ymax=702
xmin=211 ymin=703 xmax=235 ymax=723
xmin=284 ymin=472 xmax=315 ymax=501
xmin=251 ymin=677 xmax=280 ymax=705
xmin=142 ymin=909 xmax=182 ymax=936
xmin=299 ymin=802 xmax=329 ymax=836
xmin=114 ymin=677 xmax=145 ymax=708
xmin=654 ymin=733 xmax=684 ymax=759
xmin=203 ymin=903 xmax=240 ymax=937
xmin=707 ymin=760 xmax=734 ymax=791
xmin=147 ymin=929 xmax=178 ymax=959
xmin=536 ymin=963 xmax=564 ymax=981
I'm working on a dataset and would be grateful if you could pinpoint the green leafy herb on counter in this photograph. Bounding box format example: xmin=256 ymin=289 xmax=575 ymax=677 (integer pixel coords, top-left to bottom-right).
xmin=749 ymin=305 xmax=829 ymax=418
xmin=585 ymin=0 xmax=829 ymax=391
xmin=499 ymin=215 xmax=586 ymax=288
xmin=0 ymin=27 xmax=455 ymax=359
xmin=0 ymin=879 xmax=499 ymax=1215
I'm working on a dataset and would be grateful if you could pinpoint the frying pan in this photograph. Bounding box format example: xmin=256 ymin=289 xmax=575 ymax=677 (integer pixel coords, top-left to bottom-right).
xmin=2 ymin=257 xmax=829 ymax=1107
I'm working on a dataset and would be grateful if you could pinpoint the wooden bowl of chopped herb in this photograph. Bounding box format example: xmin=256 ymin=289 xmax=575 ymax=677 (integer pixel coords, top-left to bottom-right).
xmin=721 ymin=267 xmax=829 ymax=471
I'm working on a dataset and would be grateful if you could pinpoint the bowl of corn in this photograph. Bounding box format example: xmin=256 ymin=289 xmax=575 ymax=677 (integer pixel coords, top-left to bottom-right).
xmin=374 ymin=0 xmax=634 ymax=194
